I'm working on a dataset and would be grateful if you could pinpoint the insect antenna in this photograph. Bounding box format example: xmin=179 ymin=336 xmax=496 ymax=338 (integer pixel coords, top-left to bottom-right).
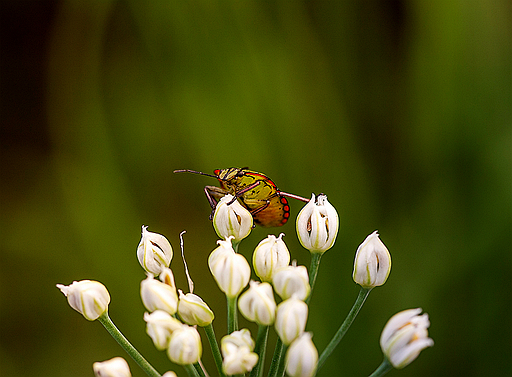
xmin=173 ymin=169 xmax=219 ymax=179
xmin=279 ymin=191 xmax=310 ymax=203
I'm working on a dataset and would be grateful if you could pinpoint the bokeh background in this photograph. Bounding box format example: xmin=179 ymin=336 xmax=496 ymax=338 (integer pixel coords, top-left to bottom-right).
xmin=1 ymin=1 xmax=510 ymax=376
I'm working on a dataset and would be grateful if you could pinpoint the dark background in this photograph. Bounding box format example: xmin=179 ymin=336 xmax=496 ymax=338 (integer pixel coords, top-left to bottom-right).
xmin=1 ymin=1 xmax=510 ymax=376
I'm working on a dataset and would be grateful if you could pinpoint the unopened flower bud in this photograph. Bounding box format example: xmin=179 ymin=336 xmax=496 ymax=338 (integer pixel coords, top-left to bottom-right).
xmin=140 ymin=274 xmax=178 ymax=314
xmin=177 ymin=290 xmax=214 ymax=326
xmin=167 ymin=325 xmax=202 ymax=365
xmin=272 ymin=263 xmax=310 ymax=301
xmin=285 ymin=333 xmax=318 ymax=377
xmin=353 ymin=231 xmax=391 ymax=288
xmin=93 ymin=357 xmax=131 ymax=377
xmin=380 ymin=308 xmax=434 ymax=369
xmin=253 ymin=233 xmax=290 ymax=282
xmin=238 ymin=281 xmax=276 ymax=325
xmin=144 ymin=310 xmax=182 ymax=350
xmin=296 ymin=194 xmax=339 ymax=253
xmin=137 ymin=226 xmax=173 ymax=275
xmin=162 ymin=372 xmax=177 ymax=377
xmin=209 ymin=237 xmax=251 ymax=298
xmin=275 ymin=297 xmax=308 ymax=345
xmin=213 ymin=194 xmax=253 ymax=242
xmin=57 ymin=280 xmax=110 ymax=321
xmin=221 ymin=329 xmax=258 ymax=375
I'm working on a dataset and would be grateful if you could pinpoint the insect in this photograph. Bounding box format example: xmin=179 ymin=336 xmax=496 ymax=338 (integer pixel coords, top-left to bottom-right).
xmin=174 ymin=167 xmax=309 ymax=227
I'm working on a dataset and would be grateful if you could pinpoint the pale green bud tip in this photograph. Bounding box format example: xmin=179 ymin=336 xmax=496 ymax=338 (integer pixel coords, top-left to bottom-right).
xmin=275 ymin=297 xmax=308 ymax=345
xmin=253 ymin=233 xmax=291 ymax=282
xmin=140 ymin=274 xmax=178 ymax=315
xmin=285 ymin=333 xmax=318 ymax=377
xmin=380 ymin=308 xmax=434 ymax=369
xmin=296 ymin=193 xmax=339 ymax=253
xmin=137 ymin=225 xmax=173 ymax=276
xmin=352 ymin=230 xmax=391 ymax=288
xmin=238 ymin=281 xmax=276 ymax=325
xmin=93 ymin=357 xmax=131 ymax=377
xmin=213 ymin=194 xmax=253 ymax=242
xmin=221 ymin=329 xmax=259 ymax=375
xmin=57 ymin=280 xmax=110 ymax=321
xmin=167 ymin=325 xmax=202 ymax=365
xmin=177 ymin=290 xmax=215 ymax=326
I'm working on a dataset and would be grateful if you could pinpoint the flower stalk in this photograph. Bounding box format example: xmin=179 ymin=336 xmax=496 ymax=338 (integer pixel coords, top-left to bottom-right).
xmin=204 ymin=323 xmax=226 ymax=377
xmin=368 ymin=357 xmax=393 ymax=377
xmin=317 ymin=287 xmax=372 ymax=371
xmin=97 ymin=312 xmax=161 ymax=377
xmin=250 ymin=325 xmax=269 ymax=377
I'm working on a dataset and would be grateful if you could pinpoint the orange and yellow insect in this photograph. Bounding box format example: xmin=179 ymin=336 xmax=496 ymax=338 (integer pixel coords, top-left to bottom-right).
xmin=174 ymin=167 xmax=308 ymax=227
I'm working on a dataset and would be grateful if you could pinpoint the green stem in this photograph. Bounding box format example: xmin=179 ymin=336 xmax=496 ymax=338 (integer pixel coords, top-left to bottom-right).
xmin=204 ymin=323 xmax=226 ymax=377
xmin=368 ymin=357 xmax=393 ymax=377
xmin=316 ymin=287 xmax=372 ymax=371
xmin=306 ymin=252 xmax=322 ymax=304
xmin=227 ymin=295 xmax=238 ymax=334
xmin=183 ymin=364 xmax=201 ymax=377
xmin=193 ymin=362 xmax=206 ymax=377
xmin=250 ymin=325 xmax=269 ymax=377
xmin=98 ymin=312 xmax=161 ymax=377
xmin=267 ymin=337 xmax=285 ymax=377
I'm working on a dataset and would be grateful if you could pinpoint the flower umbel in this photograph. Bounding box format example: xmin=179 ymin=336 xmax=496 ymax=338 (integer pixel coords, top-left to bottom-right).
xmin=56 ymin=280 xmax=110 ymax=321
xmin=380 ymin=308 xmax=434 ymax=369
xmin=93 ymin=357 xmax=131 ymax=377
xmin=353 ymin=231 xmax=391 ymax=288
xmin=137 ymin=226 xmax=173 ymax=275
xmin=296 ymin=193 xmax=339 ymax=253
xmin=213 ymin=194 xmax=253 ymax=242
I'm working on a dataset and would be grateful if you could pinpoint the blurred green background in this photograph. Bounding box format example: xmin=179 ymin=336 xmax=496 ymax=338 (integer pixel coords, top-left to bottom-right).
xmin=1 ymin=1 xmax=510 ymax=376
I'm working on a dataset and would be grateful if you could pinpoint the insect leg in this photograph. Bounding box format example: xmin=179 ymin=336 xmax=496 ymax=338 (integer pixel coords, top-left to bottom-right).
xmin=227 ymin=181 xmax=262 ymax=205
xmin=204 ymin=185 xmax=229 ymax=220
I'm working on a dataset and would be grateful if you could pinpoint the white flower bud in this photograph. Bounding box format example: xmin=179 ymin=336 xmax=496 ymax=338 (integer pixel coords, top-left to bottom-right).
xmin=285 ymin=333 xmax=318 ymax=377
xmin=57 ymin=280 xmax=110 ymax=321
xmin=252 ymin=233 xmax=291 ymax=282
xmin=208 ymin=238 xmax=251 ymax=298
xmin=220 ymin=328 xmax=255 ymax=353
xmin=221 ymin=329 xmax=258 ymax=375
xmin=296 ymin=194 xmax=339 ymax=253
xmin=353 ymin=231 xmax=391 ymax=288
xmin=167 ymin=325 xmax=202 ymax=365
xmin=137 ymin=226 xmax=173 ymax=275
xmin=238 ymin=281 xmax=276 ymax=325
xmin=144 ymin=310 xmax=182 ymax=350
xmin=140 ymin=274 xmax=178 ymax=315
xmin=213 ymin=194 xmax=253 ymax=242
xmin=93 ymin=357 xmax=131 ymax=377
xmin=162 ymin=372 xmax=177 ymax=377
xmin=272 ymin=263 xmax=310 ymax=301
xmin=380 ymin=308 xmax=434 ymax=369
xmin=177 ymin=290 xmax=215 ymax=327
xmin=274 ymin=297 xmax=308 ymax=345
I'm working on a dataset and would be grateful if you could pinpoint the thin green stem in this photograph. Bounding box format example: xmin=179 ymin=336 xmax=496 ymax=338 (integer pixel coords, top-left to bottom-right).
xmin=98 ymin=312 xmax=161 ymax=377
xmin=250 ymin=325 xmax=269 ymax=377
xmin=204 ymin=323 xmax=226 ymax=377
xmin=267 ymin=337 xmax=285 ymax=377
xmin=275 ymin=344 xmax=288 ymax=377
xmin=227 ymin=295 xmax=238 ymax=334
xmin=306 ymin=252 xmax=322 ymax=304
xmin=368 ymin=357 xmax=393 ymax=377
xmin=183 ymin=364 xmax=201 ymax=377
xmin=193 ymin=362 xmax=206 ymax=377
xmin=316 ymin=287 xmax=372 ymax=371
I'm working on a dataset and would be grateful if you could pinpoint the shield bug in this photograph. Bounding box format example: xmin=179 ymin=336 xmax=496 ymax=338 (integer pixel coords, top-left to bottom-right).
xmin=174 ymin=167 xmax=309 ymax=227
